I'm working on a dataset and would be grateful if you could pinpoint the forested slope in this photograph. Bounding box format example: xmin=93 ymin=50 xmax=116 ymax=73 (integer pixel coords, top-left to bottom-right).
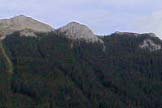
xmin=0 ymin=31 xmax=162 ymax=108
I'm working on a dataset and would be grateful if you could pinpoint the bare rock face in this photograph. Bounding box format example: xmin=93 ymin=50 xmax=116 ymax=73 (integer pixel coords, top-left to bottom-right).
xmin=0 ymin=15 xmax=54 ymax=38
xmin=58 ymin=22 xmax=104 ymax=43
xmin=139 ymin=39 xmax=161 ymax=51
xmin=19 ymin=29 xmax=37 ymax=37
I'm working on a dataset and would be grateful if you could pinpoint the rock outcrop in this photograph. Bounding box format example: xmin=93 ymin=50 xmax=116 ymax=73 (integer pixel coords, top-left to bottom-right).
xmin=58 ymin=22 xmax=104 ymax=43
xmin=139 ymin=39 xmax=161 ymax=51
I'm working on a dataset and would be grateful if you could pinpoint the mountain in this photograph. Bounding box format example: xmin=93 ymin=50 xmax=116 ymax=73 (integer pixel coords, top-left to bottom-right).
xmin=58 ymin=22 xmax=104 ymax=43
xmin=111 ymin=32 xmax=162 ymax=51
xmin=0 ymin=15 xmax=162 ymax=108
xmin=0 ymin=15 xmax=54 ymax=38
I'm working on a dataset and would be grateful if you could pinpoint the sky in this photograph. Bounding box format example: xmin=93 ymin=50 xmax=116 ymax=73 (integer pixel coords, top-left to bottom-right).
xmin=0 ymin=0 xmax=162 ymax=38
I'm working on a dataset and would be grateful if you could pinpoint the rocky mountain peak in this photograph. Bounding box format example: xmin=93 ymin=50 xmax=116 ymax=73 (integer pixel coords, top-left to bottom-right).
xmin=0 ymin=15 xmax=54 ymax=38
xmin=58 ymin=22 xmax=104 ymax=43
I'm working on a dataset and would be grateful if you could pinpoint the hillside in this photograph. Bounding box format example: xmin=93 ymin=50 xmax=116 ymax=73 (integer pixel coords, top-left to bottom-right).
xmin=0 ymin=31 xmax=162 ymax=108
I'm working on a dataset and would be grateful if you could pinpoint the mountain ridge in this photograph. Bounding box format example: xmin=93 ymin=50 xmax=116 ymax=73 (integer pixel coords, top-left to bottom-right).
xmin=0 ymin=15 xmax=160 ymax=43
xmin=0 ymin=15 xmax=161 ymax=52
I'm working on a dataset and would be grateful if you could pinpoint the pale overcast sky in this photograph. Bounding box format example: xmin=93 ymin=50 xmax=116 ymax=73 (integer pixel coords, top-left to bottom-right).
xmin=0 ymin=0 xmax=162 ymax=38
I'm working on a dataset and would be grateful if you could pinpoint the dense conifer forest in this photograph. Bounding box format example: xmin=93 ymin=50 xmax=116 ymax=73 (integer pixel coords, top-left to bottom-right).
xmin=0 ymin=31 xmax=162 ymax=108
